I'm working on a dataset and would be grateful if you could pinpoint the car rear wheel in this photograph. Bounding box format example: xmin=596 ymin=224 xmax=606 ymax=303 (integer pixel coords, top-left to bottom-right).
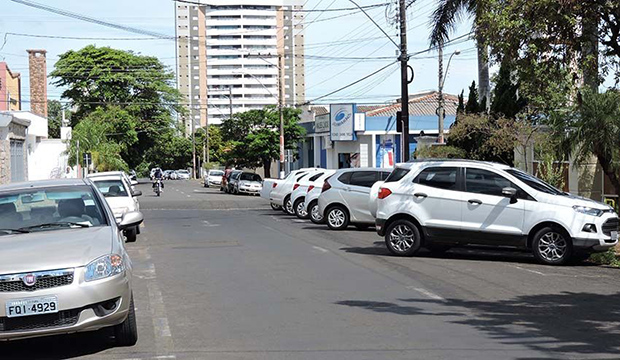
xmin=294 ymin=198 xmax=309 ymax=219
xmin=271 ymin=203 xmax=282 ymax=211
xmin=114 ymin=294 xmax=138 ymax=346
xmin=309 ymin=201 xmax=323 ymax=224
xmin=385 ymin=219 xmax=422 ymax=256
xmin=283 ymin=196 xmax=294 ymax=215
xmin=532 ymin=227 xmax=572 ymax=265
xmin=326 ymin=206 xmax=349 ymax=230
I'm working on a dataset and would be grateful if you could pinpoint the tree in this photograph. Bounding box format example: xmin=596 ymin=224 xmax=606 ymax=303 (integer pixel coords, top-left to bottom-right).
xmin=50 ymin=45 xmax=185 ymax=169
xmin=457 ymin=90 xmax=465 ymax=114
xmin=221 ymin=107 xmax=306 ymax=178
xmin=490 ymin=61 xmax=526 ymax=119
xmin=465 ymin=81 xmax=480 ymax=114
xmin=559 ymin=90 xmax=620 ymax=198
xmin=67 ymin=113 xmax=127 ymax=172
xmin=47 ymin=100 xmax=71 ymax=139
xmin=428 ymin=0 xmax=491 ymax=107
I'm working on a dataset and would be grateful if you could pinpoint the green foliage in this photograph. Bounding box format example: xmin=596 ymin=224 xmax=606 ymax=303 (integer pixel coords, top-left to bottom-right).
xmin=50 ymin=45 xmax=186 ymax=169
xmin=47 ymin=100 xmax=70 ymax=139
xmin=143 ymin=134 xmax=193 ymax=171
xmin=555 ymin=90 xmax=620 ymax=197
xmin=588 ymin=249 xmax=620 ymax=267
xmin=415 ymin=145 xmax=467 ymax=160
xmin=490 ymin=61 xmax=526 ymax=119
xmin=193 ymin=125 xmax=228 ymax=165
xmin=447 ymin=113 xmax=526 ymax=165
xmin=221 ymin=107 xmax=306 ymax=178
xmin=457 ymin=90 xmax=465 ymax=114
xmin=465 ymin=81 xmax=480 ymax=114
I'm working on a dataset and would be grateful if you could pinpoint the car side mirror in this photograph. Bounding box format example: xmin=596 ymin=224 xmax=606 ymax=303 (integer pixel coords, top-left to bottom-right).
xmin=132 ymin=190 xmax=142 ymax=197
xmin=502 ymin=187 xmax=518 ymax=203
xmin=118 ymin=211 xmax=144 ymax=231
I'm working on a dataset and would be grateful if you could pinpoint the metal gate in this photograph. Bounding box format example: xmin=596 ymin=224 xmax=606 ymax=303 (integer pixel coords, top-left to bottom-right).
xmin=10 ymin=139 xmax=25 ymax=183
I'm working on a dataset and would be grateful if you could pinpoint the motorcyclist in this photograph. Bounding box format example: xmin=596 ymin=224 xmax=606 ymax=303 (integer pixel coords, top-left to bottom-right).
xmin=152 ymin=168 xmax=164 ymax=190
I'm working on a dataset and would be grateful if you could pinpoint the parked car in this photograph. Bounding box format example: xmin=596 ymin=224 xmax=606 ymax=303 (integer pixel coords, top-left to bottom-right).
xmin=270 ymin=169 xmax=322 ymax=214
xmin=234 ymin=172 xmax=263 ymax=195
xmin=291 ymin=170 xmax=336 ymax=219
xmin=204 ymin=169 xmax=224 ymax=188
xmin=373 ymin=160 xmax=620 ymax=265
xmin=163 ymin=170 xmax=174 ymax=180
xmin=176 ymin=169 xmax=191 ymax=180
xmin=260 ymin=168 xmax=323 ymax=211
xmin=87 ymin=172 xmax=142 ymax=242
xmin=221 ymin=168 xmax=235 ymax=192
xmin=318 ymin=168 xmax=391 ymax=230
xmin=0 ymin=178 xmax=143 ymax=344
xmin=169 ymin=171 xmax=178 ymax=180
xmin=226 ymin=170 xmax=243 ymax=193
xmin=128 ymin=170 xmax=137 ymax=181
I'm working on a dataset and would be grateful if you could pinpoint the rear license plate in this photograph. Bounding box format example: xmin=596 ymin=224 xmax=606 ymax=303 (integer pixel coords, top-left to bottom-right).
xmin=611 ymin=231 xmax=618 ymax=241
xmin=6 ymin=296 xmax=59 ymax=318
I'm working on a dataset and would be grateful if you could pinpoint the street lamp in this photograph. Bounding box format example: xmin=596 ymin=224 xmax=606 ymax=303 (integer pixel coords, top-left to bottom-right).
xmin=437 ymin=48 xmax=460 ymax=144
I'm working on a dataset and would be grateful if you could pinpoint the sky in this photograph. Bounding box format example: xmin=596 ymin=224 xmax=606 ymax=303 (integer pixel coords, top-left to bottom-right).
xmin=0 ymin=0 xmax=479 ymax=110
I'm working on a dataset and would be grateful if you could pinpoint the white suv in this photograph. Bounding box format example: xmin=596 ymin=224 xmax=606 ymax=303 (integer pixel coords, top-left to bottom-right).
xmin=318 ymin=168 xmax=392 ymax=230
xmin=373 ymin=160 xmax=619 ymax=265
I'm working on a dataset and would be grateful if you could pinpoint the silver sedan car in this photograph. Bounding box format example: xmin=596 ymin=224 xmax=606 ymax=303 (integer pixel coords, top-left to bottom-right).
xmin=0 ymin=179 xmax=143 ymax=345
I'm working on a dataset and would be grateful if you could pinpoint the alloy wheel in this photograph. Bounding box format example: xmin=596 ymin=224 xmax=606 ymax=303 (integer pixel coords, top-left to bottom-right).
xmin=328 ymin=209 xmax=345 ymax=228
xmin=285 ymin=199 xmax=294 ymax=214
xmin=389 ymin=224 xmax=416 ymax=252
xmin=296 ymin=202 xmax=307 ymax=217
xmin=311 ymin=204 xmax=322 ymax=222
xmin=537 ymin=231 xmax=568 ymax=262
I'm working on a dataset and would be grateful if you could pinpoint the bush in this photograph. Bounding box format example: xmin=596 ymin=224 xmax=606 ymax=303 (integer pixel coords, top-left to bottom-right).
xmin=588 ymin=249 xmax=620 ymax=267
xmin=415 ymin=145 xmax=467 ymax=159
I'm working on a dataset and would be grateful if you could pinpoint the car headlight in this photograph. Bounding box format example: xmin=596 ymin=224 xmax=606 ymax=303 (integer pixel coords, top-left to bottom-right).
xmin=85 ymin=254 xmax=124 ymax=282
xmin=573 ymin=205 xmax=603 ymax=217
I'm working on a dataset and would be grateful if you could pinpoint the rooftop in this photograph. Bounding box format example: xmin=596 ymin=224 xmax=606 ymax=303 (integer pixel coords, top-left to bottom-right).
xmin=365 ymin=91 xmax=460 ymax=117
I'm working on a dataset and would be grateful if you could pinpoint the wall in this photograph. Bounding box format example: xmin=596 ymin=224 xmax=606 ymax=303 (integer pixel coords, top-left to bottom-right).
xmin=0 ymin=63 xmax=21 ymax=112
xmin=28 ymin=139 xmax=70 ymax=180
xmin=0 ymin=140 xmax=9 ymax=184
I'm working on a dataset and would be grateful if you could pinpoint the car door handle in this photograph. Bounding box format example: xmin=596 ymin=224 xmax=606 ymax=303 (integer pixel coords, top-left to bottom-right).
xmin=468 ymin=199 xmax=482 ymax=205
xmin=413 ymin=192 xmax=427 ymax=198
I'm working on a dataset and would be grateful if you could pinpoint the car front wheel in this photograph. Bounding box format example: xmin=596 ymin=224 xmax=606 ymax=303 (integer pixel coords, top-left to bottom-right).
xmin=385 ymin=219 xmax=422 ymax=256
xmin=326 ymin=206 xmax=349 ymax=230
xmin=283 ymin=196 xmax=294 ymax=215
xmin=114 ymin=294 xmax=138 ymax=346
xmin=532 ymin=227 xmax=572 ymax=265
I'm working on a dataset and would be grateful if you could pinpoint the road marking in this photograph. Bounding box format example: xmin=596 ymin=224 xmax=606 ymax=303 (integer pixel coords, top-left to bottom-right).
xmin=154 ymin=356 xmax=177 ymax=359
xmin=186 ymin=195 xmax=191 ymax=198
xmin=202 ymin=220 xmax=220 ymax=227
xmin=407 ymin=286 xmax=445 ymax=301
xmin=312 ymin=246 xmax=329 ymax=253
xmin=506 ymin=264 xmax=546 ymax=276
xmin=293 ymin=219 xmax=307 ymax=223
xmin=270 ymin=215 xmax=282 ymax=222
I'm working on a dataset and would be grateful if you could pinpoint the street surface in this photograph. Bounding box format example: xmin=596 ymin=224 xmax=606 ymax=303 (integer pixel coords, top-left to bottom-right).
xmin=3 ymin=180 xmax=619 ymax=359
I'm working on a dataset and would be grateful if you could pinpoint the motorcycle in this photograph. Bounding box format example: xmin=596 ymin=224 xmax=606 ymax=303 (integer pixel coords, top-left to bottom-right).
xmin=153 ymin=179 xmax=162 ymax=197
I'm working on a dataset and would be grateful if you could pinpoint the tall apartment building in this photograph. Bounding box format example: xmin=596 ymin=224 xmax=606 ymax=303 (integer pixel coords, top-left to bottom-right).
xmin=0 ymin=62 xmax=22 ymax=112
xmin=175 ymin=0 xmax=305 ymax=134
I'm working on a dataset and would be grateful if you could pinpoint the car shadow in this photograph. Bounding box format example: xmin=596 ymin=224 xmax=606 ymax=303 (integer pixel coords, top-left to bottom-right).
xmin=336 ymin=292 xmax=620 ymax=357
xmin=0 ymin=327 xmax=126 ymax=359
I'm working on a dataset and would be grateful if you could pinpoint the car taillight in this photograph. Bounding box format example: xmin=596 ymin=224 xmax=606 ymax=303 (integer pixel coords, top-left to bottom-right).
xmin=378 ymin=188 xmax=392 ymax=199
xmin=322 ymin=181 xmax=331 ymax=192
xmin=307 ymin=185 xmax=315 ymax=192
xmin=293 ymin=184 xmax=300 ymax=190
xmin=272 ymin=183 xmax=278 ymax=188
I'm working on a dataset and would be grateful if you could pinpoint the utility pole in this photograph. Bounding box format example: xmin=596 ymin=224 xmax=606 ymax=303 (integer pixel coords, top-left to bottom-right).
xmin=437 ymin=43 xmax=445 ymax=144
xmin=278 ymin=53 xmax=285 ymax=179
xmin=76 ymin=139 xmax=80 ymax=179
xmin=398 ymin=0 xmax=410 ymax=162
xmin=191 ymin=116 xmax=196 ymax=179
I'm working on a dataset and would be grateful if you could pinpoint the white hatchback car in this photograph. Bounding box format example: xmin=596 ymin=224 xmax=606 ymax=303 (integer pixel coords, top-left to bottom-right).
xmin=269 ymin=169 xmax=322 ymax=214
xmin=318 ymin=168 xmax=392 ymax=230
xmin=373 ymin=160 xmax=619 ymax=265
xmin=290 ymin=170 xmax=336 ymax=219
xmin=88 ymin=172 xmax=142 ymax=242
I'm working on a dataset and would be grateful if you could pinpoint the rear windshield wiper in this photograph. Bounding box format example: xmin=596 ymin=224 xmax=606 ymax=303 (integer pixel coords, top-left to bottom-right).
xmin=19 ymin=222 xmax=91 ymax=231
xmin=0 ymin=228 xmax=30 ymax=235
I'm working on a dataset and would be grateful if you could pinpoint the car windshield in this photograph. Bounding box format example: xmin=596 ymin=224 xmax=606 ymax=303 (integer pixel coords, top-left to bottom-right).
xmin=505 ymin=169 xmax=564 ymax=195
xmin=178 ymin=170 xmax=189 ymax=174
xmin=240 ymin=173 xmax=261 ymax=182
xmin=0 ymin=185 xmax=107 ymax=235
xmin=93 ymin=179 xmax=129 ymax=197
xmin=210 ymin=171 xmax=224 ymax=176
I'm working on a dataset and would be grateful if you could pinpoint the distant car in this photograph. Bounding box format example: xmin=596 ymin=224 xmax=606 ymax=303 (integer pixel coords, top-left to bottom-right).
xmin=234 ymin=172 xmax=263 ymax=195
xmin=176 ymin=170 xmax=191 ymax=180
xmin=88 ymin=172 xmax=142 ymax=242
xmin=204 ymin=169 xmax=224 ymax=188
xmin=260 ymin=168 xmax=323 ymax=211
xmin=128 ymin=170 xmax=137 ymax=181
xmin=226 ymin=170 xmax=243 ymax=193
xmin=291 ymin=170 xmax=336 ymax=219
xmin=169 ymin=171 xmax=178 ymax=180
xmin=0 ymin=178 xmax=143 ymax=344
xmin=163 ymin=170 xmax=174 ymax=180
xmin=318 ymin=168 xmax=391 ymax=230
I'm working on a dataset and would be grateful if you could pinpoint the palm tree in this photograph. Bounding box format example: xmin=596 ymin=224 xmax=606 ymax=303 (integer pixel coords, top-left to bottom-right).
xmin=427 ymin=0 xmax=490 ymax=109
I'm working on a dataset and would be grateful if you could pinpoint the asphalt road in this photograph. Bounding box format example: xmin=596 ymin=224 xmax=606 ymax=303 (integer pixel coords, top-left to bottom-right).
xmin=3 ymin=180 xmax=620 ymax=359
